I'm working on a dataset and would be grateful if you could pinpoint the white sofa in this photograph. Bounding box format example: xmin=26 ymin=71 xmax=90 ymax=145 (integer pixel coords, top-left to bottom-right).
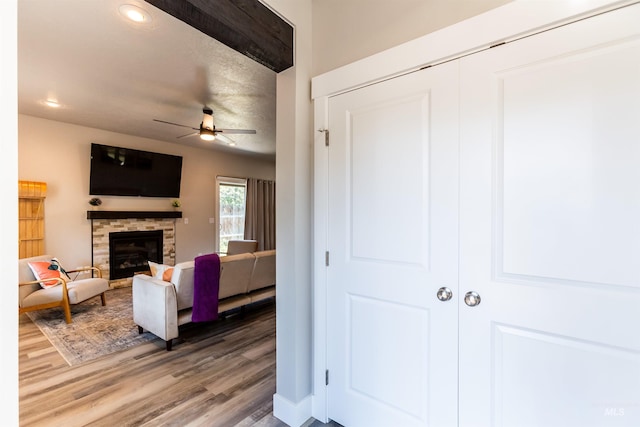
xmin=132 ymin=250 xmax=275 ymax=350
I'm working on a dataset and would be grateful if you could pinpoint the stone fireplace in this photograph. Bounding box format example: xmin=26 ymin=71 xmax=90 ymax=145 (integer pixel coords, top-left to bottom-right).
xmin=88 ymin=211 xmax=180 ymax=287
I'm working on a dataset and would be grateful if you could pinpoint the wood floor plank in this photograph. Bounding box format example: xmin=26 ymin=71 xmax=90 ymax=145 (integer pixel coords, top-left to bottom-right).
xmin=19 ymin=300 xmax=291 ymax=427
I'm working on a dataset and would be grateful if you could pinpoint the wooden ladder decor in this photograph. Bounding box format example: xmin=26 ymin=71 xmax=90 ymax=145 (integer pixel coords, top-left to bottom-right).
xmin=18 ymin=180 xmax=47 ymax=258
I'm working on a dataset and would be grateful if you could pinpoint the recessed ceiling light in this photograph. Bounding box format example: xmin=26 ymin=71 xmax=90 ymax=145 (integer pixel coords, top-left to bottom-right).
xmin=119 ymin=4 xmax=151 ymax=23
xmin=43 ymin=99 xmax=61 ymax=108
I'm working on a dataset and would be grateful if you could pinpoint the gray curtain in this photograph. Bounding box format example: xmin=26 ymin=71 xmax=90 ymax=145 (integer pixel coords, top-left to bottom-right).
xmin=244 ymin=178 xmax=276 ymax=250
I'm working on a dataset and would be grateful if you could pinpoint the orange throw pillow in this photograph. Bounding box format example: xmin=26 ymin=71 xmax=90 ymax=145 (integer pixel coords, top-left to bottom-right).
xmin=162 ymin=267 xmax=174 ymax=282
xmin=28 ymin=261 xmax=65 ymax=289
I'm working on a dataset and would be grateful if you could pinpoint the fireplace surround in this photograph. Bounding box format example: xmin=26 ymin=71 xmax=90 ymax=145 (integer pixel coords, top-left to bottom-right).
xmin=89 ymin=212 xmax=178 ymax=287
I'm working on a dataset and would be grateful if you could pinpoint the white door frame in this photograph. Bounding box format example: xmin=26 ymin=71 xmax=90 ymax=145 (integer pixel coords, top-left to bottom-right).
xmin=310 ymin=0 xmax=637 ymax=422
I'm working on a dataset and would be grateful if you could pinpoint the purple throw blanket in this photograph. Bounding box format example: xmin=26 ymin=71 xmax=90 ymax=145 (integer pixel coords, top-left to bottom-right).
xmin=192 ymin=253 xmax=221 ymax=322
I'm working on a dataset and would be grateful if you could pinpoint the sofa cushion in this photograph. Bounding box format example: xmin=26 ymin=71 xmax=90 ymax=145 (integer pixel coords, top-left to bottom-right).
xmin=249 ymin=250 xmax=276 ymax=292
xmin=20 ymin=285 xmax=65 ymax=308
xmin=66 ymin=278 xmax=109 ymax=304
xmin=226 ymin=240 xmax=258 ymax=255
xmin=219 ymin=253 xmax=255 ymax=299
xmin=171 ymin=261 xmax=195 ymax=311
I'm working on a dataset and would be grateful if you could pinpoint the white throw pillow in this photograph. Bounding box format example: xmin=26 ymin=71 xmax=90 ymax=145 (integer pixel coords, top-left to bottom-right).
xmin=147 ymin=261 xmax=173 ymax=281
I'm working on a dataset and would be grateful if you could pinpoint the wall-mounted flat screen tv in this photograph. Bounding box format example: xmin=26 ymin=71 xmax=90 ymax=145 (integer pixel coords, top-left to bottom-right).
xmin=89 ymin=143 xmax=182 ymax=198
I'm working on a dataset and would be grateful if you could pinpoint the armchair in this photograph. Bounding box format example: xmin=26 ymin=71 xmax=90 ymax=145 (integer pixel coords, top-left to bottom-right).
xmin=19 ymin=255 xmax=109 ymax=323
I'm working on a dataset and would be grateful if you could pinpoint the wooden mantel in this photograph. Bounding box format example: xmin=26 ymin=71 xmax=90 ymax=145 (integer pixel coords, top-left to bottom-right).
xmin=86 ymin=211 xmax=182 ymax=220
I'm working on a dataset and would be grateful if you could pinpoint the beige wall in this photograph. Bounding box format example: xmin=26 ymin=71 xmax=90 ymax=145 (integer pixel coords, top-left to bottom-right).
xmin=311 ymin=0 xmax=511 ymax=76
xmin=18 ymin=114 xmax=275 ymax=270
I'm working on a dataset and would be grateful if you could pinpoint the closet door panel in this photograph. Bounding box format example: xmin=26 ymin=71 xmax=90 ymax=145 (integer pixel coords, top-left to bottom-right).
xmin=326 ymin=61 xmax=460 ymax=427
xmin=459 ymin=4 xmax=640 ymax=426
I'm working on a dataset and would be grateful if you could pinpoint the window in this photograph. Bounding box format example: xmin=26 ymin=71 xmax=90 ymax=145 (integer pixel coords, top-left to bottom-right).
xmin=217 ymin=177 xmax=247 ymax=254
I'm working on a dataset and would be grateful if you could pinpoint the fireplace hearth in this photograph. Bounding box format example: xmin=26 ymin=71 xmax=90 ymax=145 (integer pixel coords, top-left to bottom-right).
xmin=109 ymin=230 xmax=163 ymax=280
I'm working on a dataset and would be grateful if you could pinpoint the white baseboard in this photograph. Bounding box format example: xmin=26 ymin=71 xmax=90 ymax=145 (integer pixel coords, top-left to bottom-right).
xmin=273 ymin=393 xmax=312 ymax=427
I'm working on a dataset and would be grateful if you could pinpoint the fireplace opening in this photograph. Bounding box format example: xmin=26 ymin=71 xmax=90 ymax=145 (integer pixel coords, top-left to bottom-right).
xmin=109 ymin=230 xmax=163 ymax=280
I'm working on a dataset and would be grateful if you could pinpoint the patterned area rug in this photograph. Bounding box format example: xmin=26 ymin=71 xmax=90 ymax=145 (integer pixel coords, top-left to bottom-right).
xmin=27 ymin=286 xmax=157 ymax=366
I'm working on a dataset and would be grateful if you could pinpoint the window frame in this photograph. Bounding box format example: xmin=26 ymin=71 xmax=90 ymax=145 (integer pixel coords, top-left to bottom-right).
xmin=215 ymin=176 xmax=247 ymax=254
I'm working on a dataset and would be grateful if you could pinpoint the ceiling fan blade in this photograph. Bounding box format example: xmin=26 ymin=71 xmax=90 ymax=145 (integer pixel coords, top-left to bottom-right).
xmin=153 ymin=118 xmax=198 ymax=130
xmin=176 ymin=131 xmax=198 ymax=139
xmin=215 ymin=133 xmax=237 ymax=146
xmin=216 ymin=128 xmax=257 ymax=134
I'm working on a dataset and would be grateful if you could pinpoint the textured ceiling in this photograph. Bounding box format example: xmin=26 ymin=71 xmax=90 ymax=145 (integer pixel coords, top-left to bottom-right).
xmin=18 ymin=0 xmax=277 ymax=159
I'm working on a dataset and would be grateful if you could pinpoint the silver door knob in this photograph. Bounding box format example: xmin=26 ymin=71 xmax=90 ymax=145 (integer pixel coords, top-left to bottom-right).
xmin=436 ymin=287 xmax=453 ymax=302
xmin=464 ymin=291 xmax=481 ymax=307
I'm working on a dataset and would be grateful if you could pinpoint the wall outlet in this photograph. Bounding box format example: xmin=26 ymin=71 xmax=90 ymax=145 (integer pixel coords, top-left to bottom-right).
xmin=209 ymin=217 xmax=215 ymax=224
xmin=184 ymin=218 xmax=189 ymax=224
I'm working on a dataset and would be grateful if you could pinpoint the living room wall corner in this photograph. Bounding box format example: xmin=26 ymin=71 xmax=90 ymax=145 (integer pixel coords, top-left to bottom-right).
xmin=263 ymin=0 xmax=315 ymax=425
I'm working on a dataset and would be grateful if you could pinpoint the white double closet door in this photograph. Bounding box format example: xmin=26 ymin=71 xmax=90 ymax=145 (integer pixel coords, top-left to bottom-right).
xmin=325 ymin=4 xmax=640 ymax=427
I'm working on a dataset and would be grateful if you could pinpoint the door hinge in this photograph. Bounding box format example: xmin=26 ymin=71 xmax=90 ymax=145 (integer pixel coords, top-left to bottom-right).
xmin=325 ymin=251 xmax=330 ymax=266
xmin=326 ymin=369 xmax=329 ymax=385
xmin=318 ymin=128 xmax=329 ymax=147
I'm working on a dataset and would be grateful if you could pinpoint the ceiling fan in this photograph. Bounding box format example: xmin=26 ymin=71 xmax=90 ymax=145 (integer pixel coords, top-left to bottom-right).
xmin=153 ymin=107 xmax=256 ymax=145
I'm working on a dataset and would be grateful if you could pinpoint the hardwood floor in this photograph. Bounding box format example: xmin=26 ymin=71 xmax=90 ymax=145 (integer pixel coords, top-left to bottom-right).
xmin=19 ymin=300 xmax=293 ymax=427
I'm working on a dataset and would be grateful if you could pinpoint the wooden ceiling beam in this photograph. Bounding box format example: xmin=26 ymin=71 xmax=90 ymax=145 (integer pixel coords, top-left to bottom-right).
xmin=145 ymin=0 xmax=294 ymax=73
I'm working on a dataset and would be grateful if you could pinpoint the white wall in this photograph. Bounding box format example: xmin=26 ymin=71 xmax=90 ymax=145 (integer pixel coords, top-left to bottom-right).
xmin=260 ymin=0 xmax=314 ymax=425
xmin=311 ymin=0 xmax=511 ymax=76
xmin=1 ymin=0 xmax=18 ymax=424
xmin=18 ymin=114 xmax=275 ymax=269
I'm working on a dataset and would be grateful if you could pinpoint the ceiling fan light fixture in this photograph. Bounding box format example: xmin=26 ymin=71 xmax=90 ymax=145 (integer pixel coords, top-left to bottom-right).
xmin=200 ymin=127 xmax=215 ymax=141
xmin=153 ymin=108 xmax=254 ymax=143
xmin=202 ymin=109 xmax=214 ymax=130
